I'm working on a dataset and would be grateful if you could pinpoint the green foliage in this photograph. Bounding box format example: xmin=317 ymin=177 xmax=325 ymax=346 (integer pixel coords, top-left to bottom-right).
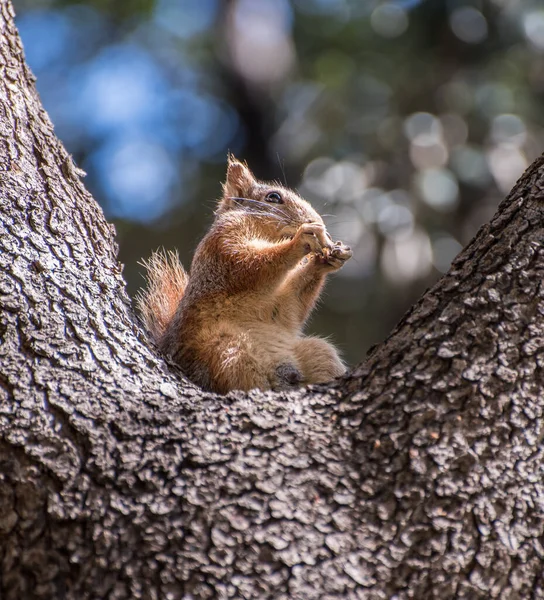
xmin=18 ymin=0 xmax=156 ymax=20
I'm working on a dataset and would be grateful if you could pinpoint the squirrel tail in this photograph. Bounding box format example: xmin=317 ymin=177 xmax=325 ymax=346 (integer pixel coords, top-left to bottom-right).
xmin=136 ymin=249 xmax=189 ymax=343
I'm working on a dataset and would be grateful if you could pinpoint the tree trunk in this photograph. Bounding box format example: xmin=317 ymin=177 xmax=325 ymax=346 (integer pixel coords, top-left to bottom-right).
xmin=1 ymin=2 xmax=544 ymax=598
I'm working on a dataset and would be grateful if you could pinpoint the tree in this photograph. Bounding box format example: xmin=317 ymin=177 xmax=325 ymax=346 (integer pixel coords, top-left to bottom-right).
xmin=1 ymin=1 xmax=544 ymax=597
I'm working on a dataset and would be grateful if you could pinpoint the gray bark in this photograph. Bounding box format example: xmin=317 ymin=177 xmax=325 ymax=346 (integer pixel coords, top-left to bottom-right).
xmin=1 ymin=1 xmax=544 ymax=598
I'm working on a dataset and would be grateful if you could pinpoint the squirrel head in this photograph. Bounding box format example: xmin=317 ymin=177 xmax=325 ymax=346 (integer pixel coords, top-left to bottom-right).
xmin=218 ymin=155 xmax=325 ymax=241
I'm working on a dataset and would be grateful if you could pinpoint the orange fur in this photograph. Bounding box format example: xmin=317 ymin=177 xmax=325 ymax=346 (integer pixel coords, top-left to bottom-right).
xmin=136 ymin=250 xmax=188 ymax=343
xmin=138 ymin=156 xmax=352 ymax=393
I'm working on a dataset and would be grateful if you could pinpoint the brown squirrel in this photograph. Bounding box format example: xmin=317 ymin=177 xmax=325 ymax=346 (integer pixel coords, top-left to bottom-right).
xmin=137 ymin=155 xmax=352 ymax=394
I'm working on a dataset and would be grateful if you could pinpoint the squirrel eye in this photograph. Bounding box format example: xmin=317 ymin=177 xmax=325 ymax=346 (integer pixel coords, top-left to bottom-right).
xmin=265 ymin=191 xmax=283 ymax=204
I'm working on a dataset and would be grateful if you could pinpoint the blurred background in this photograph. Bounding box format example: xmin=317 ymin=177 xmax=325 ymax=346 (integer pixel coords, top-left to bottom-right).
xmin=13 ymin=0 xmax=544 ymax=365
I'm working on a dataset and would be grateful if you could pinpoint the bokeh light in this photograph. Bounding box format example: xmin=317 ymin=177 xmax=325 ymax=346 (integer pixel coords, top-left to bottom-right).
xmin=450 ymin=7 xmax=488 ymax=44
xmin=370 ymin=3 xmax=409 ymax=39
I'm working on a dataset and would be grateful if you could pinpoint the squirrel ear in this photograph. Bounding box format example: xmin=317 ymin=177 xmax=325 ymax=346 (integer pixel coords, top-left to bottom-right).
xmin=223 ymin=155 xmax=256 ymax=199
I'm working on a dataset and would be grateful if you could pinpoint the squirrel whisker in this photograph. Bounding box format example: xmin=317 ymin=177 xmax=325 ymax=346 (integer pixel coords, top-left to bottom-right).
xmin=230 ymin=201 xmax=286 ymax=224
xmin=229 ymin=197 xmax=292 ymax=222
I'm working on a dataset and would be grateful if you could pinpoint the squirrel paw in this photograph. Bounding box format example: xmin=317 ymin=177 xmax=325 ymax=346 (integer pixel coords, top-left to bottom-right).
xmin=273 ymin=362 xmax=303 ymax=390
xmin=294 ymin=222 xmax=332 ymax=255
xmin=317 ymin=241 xmax=352 ymax=270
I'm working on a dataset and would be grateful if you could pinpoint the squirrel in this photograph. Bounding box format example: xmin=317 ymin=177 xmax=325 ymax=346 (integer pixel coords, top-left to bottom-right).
xmin=137 ymin=155 xmax=353 ymax=394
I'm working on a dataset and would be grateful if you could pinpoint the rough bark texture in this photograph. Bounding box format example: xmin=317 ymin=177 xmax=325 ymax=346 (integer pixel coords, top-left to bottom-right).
xmin=1 ymin=2 xmax=544 ymax=598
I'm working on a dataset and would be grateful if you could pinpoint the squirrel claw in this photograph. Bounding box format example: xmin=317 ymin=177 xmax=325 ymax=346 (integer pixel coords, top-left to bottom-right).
xmin=315 ymin=240 xmax=352 ymax=270
xmin=296 ymin=222 xmax=331 ymax=254
xmin=331 ymin=242 xmax=352 ymax=261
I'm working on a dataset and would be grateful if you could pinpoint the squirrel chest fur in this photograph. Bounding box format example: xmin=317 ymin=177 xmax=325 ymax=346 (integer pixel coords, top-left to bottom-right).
xmin=138 ymin=156 xmax=352 ymax=394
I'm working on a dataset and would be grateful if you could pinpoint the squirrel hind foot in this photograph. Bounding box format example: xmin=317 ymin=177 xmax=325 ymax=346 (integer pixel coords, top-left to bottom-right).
xmin=273 ymin=362 xmax=303 ymax=390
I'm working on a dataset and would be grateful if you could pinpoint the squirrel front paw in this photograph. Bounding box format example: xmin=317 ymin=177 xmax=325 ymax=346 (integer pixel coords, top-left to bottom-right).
xmin=316 ymin=241 xmax=352 ymax=270
xmin=293 ymin=222 xmax=332 ymax=255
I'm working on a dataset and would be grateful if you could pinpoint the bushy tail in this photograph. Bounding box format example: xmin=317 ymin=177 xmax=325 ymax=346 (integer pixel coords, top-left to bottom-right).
xmin=136 ymin=249 xmax=189 ymax=343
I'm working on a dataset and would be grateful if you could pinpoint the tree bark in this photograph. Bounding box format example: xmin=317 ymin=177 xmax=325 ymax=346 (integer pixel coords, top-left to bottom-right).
xmin=2 ymin=2 xmax=544 ymax=598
